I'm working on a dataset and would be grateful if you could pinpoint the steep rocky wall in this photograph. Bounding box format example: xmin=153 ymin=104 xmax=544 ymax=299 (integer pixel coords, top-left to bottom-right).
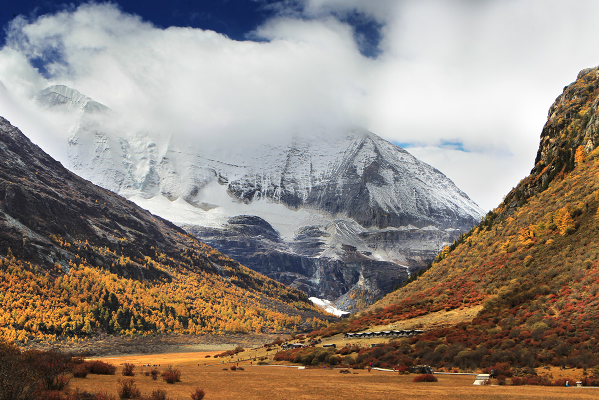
xmin=502 ymin=66 xmax=599 ymax=214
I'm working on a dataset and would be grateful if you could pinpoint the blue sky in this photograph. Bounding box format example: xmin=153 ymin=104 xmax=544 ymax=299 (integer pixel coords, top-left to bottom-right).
xmin=1 ymin=1 xmax=383 ymax=57
xmin=1 ymin=1 xmax=270 ymax=42
xmin=3 ymin=1 xmax=599 ymax=211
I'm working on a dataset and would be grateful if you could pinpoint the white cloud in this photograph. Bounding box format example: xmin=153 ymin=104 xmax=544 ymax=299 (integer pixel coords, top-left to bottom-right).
xmin=1 ymin=3 xmax=370 ymax=146
xmin=2 ymin=1 xmax=599 ymax=211
xmin=294 ymin=0 xmax=599 ymax=210
xmin=403 ymin=145 xmax=523 ymax=213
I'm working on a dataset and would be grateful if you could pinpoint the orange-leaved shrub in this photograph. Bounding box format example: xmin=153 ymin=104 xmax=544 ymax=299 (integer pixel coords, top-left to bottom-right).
xmin=162 ymin=367 xmax=181 ymax=384
xmin=117 ymin=378 xmax=141 ymax=399
xmin=121 ymin=363 xmax=135 ymax=377
xmin=190 ymin=388 xmax=206 ymax=400
xmin=412 ymin=374 xmax=437 ymax=382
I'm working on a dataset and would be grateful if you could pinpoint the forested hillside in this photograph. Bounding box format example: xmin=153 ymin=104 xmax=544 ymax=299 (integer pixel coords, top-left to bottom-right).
xmin=0 ymin=117 xmax=329 ymax=344
xmin=305 ymin=67 xmax=599 ymax=370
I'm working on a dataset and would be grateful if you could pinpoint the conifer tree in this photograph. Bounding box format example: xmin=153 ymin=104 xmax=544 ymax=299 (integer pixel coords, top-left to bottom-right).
xmin=575 ymin=145 xmax=587 ymax=165
xmin=557 ymin=208 xmax=575 ymax=235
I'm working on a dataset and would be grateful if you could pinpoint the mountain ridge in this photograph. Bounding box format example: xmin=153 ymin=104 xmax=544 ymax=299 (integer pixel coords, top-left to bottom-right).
xmin=0 ymin=116 xmax=331 ymax=343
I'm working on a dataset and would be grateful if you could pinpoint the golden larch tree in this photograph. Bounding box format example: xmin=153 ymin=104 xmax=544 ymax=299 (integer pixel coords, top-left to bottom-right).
xmin=557 ymin=207 xmax=575 ymax=235
xmin=575 ymin=145 xmax=587 ymax=165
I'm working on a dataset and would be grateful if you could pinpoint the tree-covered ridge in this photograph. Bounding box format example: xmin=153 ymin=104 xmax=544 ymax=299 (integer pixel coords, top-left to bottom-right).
xmin=0 ymin=117 xmax=330 ymax=343
xmin=0 ymin=195 xmax=329 ymax=344
xmin=0 ymin=244 xmax=326 ymax=343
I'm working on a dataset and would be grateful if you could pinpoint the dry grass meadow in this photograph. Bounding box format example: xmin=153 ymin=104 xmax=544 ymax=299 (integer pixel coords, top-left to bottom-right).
xmin=68 ymin=347 xmax=599 ymax=400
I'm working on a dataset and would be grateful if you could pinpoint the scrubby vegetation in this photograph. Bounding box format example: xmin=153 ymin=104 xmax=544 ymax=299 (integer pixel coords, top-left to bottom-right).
xmin=122 ymin=364 xmax=135 ymax=377
xmin=161 ymin=367 xmax=181 ymax=384
xmin=0 ymin=342 xmax=203 ymax=399
xmin=274 ymin=347 xmax=342 ymax=367
xmin=117 ymin=379 xmax=140 ymax=399
xmin=0 ymin=341 xmax=113 ymax=399
xmin=190 ymin=388 xmax=205 ymax=400
xmin=304 ymin=155 xmax=599 ymax=370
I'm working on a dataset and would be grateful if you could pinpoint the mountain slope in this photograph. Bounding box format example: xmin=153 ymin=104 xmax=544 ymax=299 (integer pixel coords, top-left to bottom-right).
xmin=307 ymin=66 xmax=599 ymax=371
xmin=29 ymin=84 xmax=484 ymax=309
xmin=0 ymin=117 xmax=330 ymax=344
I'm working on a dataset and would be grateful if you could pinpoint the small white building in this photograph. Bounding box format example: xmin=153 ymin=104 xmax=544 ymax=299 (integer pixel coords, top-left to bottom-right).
xmin=473 ymin=374 xmax=490 ymax=385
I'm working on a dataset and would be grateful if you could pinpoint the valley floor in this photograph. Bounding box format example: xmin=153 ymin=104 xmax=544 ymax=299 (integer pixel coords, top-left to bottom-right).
xmin=63 ymin=347 xmax=599 ymax=400
xmin=70 ymin=350 xmax=599 ymax=400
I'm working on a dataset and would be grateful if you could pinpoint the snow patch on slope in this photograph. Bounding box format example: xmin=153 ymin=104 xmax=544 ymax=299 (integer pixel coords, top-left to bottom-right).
xmin=130 ymin=180 xmax=333 ymax=239
xmin=309 ymin=297 xmax=350 ymax=317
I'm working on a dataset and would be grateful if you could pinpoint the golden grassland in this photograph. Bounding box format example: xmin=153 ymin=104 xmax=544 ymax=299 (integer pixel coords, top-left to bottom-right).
xmin=65 ymin=347 xmax=599 ymax=400
xmin=358 ymin=304 xmax=484 ymax=333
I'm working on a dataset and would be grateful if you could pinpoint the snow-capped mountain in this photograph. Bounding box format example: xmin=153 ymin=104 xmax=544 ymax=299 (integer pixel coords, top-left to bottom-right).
xmin=34 ymin=85 xmax=485 ymax=310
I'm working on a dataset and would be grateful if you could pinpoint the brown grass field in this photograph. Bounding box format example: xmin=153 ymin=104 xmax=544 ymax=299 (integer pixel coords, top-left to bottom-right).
xmin=68 ymin=348 xmax=599 ymax=400
xmin=361 ymin=304 xmax=485 ymax=332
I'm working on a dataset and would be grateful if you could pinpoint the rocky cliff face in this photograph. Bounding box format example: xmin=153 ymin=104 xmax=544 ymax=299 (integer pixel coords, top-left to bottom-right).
xmin=0 ymin=116 xmax=245 ymax=281
xmin=185 ymin=216 xmax=414 ymax=309
xmin=28 ymin=84 xmax=485 ymax=310
xmin=502 ymin=67 xmax=599 ymax=213
xmin=0 ymin=116 xmax=172 ymax=279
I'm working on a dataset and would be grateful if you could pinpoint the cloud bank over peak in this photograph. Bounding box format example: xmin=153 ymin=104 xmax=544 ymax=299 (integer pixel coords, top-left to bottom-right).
xmin=2 ymin=1 xmax=599 ymax=211
xmin=1 ymin=3 xmax=370 ymax=143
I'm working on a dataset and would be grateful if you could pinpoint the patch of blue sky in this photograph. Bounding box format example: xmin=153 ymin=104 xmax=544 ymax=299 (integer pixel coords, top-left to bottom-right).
xmin=439 ymin=140 xmax=469 ymax=152
xmin=29 ymin=46 xmax=67 ymax=79
xmin=337 ymin=11 xmax=383 ymax=59
xmin=393 ymin=140 xmax=471 ymax=153
xmin=394 ymin=141 xmax=419 ymax=149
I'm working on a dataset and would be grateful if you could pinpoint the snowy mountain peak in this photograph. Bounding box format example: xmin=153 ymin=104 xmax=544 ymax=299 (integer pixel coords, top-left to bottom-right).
xmin=30 ymin=84 xmax=484 ymax=309
xmin=36 ymin=85 xmax=109 ymax=113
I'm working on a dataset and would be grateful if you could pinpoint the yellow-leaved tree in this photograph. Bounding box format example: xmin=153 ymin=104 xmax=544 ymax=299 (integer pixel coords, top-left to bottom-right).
xmin=575 ymin=145 xmax=587 ymax=165
xmin=557 ymin=207 xmax=575 ymax=235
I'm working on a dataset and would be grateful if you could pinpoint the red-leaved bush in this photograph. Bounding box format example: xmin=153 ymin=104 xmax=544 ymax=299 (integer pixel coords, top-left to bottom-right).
xmin=117 ymin=378 xmax=141 ymax=399
xmin=511 ymin=375 xmax=552 ymax=386
xmin=84 ymin=360 xmax=117 ymax=375
xmin=38 ymin=391 xmax=64 ymax=400
xmin=552 ymin=378 xmax=575 ymax=387
xmin=162 ymin=367 xmax=182 ymax=384
xmin=121 ymin=363 xmax=135 ymax=377
xmin=190 ymin=388 xmax=206 ymax=400
xmin=580 ymin=377 xmax=599 ymax=386
xmin=147 ymin=389 xmax=169 ymax=400
xmin=72 ymin=364 xmax=89 ymax=378
xmin=412 ymin=374 xmax=438 ymax=382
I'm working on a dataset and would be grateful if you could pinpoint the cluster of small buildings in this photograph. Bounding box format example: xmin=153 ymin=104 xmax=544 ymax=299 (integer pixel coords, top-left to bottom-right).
xmin=344 ymin=329 xmax=424 ymax=339
xmin=280 ymin=343 xmax=304 ymax=350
